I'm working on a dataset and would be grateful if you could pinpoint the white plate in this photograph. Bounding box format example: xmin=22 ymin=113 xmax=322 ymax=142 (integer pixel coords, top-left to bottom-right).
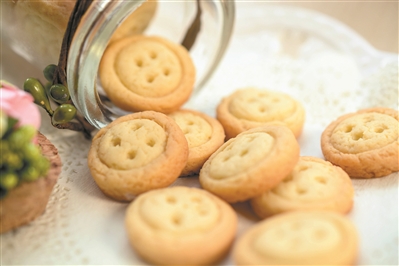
xmin=1 ymin=3 xmax=398 ymax=265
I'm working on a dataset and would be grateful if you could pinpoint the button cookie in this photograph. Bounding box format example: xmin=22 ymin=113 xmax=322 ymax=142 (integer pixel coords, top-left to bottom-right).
xmin=199 ymin=125 xmax=300 ymax=203
xmin=217 ymin=87 xmax=305 ymax=139
xmin=321 ymin=107 xmax=399 ymax=178
xmin=99 ymin=35 xmax=196 ymax=113
xmin=125 ymin=186 xmax=237 ymax=265
xmin=87 ymin=111 xmax=188 ymax=201
xmin=168 ymin=109 xmax=225 ymax=176
xmin=251 ymin=156 xmax=354 ymax=218
xmin=233 ymin=211 xmax=358 ymax=265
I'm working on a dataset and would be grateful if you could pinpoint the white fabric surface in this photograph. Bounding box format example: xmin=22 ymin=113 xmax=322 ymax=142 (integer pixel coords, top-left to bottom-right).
xmin=1 ymin=3 xmax=398 ymax=265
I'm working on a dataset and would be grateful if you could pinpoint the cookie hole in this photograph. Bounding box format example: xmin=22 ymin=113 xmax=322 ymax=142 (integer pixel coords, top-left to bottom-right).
xmin=187 ymin=120 xmax=194 ymax=126
xmin=136 ymin=59 xmax=143 ymax=67
xmin=183 ymin=128 xmax=191 ymax=134
xmin=283 ymin=174 xmax=293 ymax=182
xmin=271 ymin=187 xmax=279 ymax=194
xmin=149 ymin=51 xmax=157 ymax=59
xmin=146 ymin=139 xmax=156 ymax=147
xmin=127 ymin=150 xmax=136 ymax=160
xmin=240 ymin=149 xmax=249 ymax=156
xmin=298 ymin=166 xmax=308 ymax=172
xmin=374 ymin=127 xmax=385 ymax=133
xmin=171 ymin=214 xmax=182 ymax=226
xmin=111 ymin=137 xmax=121 ymax=147
xmin=296 ymin=187 xmax=307 ymax=195
xmin=352 ymin=132 xmax=364 ymax=140
xmin=147 ymin=76 xmax=155 ymax=83
xmin=315 ymin=176 xmax=327 ymax=184
xmin=166 ymin=196 xmax=176 ymax=204
xmin=344 ymin=125 xmax=354 ymax=133
xmin=222 ymin=156 xmax=231 ymax=162
xmin=259 ymin=107 xmax=266 ymax=113
xmin=163 ymin=69 xmax=170 ymax=76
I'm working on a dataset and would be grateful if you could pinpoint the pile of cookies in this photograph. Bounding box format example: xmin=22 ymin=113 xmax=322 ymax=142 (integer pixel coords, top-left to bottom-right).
xmin=88 ymin=36 xmax=399 ymax=265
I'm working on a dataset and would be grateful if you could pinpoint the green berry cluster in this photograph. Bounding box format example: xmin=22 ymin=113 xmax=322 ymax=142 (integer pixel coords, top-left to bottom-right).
xmin=0 ymin=115 xmax=50 ymax=199
xmin=24 ymin=64 xmax=77 ymax=125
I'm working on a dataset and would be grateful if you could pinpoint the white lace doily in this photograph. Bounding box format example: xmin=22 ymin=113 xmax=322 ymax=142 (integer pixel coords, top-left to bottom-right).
xmin=1 ymin=3 xmax=398 ymax=265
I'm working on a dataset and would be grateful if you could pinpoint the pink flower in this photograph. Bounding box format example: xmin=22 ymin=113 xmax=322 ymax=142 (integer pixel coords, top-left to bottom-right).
xmin=1 ymin=80 xmax=41 ymax=130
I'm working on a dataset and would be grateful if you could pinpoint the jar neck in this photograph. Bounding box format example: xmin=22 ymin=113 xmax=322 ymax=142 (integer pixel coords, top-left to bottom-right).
xmin=67 ymin=1 xmax=146 ymax=129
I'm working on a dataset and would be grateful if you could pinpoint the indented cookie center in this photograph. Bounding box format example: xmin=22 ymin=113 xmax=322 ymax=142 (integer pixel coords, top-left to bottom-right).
xmin=228 ymin=89 xmax=296 ymax=122
xmin=169 ymin=112 xmax=212 ymax=148
xmin=209 ymin=132 xmax=274 ymax=179
xmin=330 ymin=113 xmax=398 ymax=153
xmin=253 ymin=218 xmax=342 ymax=260
xmin=98 ymin=119 xmax=166 ymax=170
xmin=139 ymin=191 xmax=219 ymax=234
xmin=115 ymin=39 xmax=182 ymax=97
xmin=271 ymin=160 xmax=339 ymax=200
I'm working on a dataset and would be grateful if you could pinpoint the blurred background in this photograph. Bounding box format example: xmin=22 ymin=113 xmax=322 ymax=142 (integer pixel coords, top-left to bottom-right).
xmin=278 ymin=1 xmax=398 ymax=53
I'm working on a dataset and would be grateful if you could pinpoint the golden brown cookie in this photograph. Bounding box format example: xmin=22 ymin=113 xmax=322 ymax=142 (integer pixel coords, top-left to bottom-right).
xmin=251 ymin=156 xmax=354 ymax=218
xmin=217 ymin=87 xmax=305 ymax=139
xmin=87 ymin=111 xmax=188 ymax=201
xmin=125 ymin=186 xmax=237 ymax=265
xmin=99 ymin=35 xmax=195 ymax=114
xmin=168 ymin=109 xmax=225 ymax=176
xmin=199 ymin=125 xmax=300 ymax=203
xmin=233 ymin=211 xmax=358 ymax=265
xmin=321 ymin=107 xmax=398 ymax=178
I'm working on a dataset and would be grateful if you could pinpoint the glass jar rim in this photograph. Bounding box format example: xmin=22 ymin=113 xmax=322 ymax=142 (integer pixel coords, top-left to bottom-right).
xmin=67 ymin=0 xmax=235 ymax=129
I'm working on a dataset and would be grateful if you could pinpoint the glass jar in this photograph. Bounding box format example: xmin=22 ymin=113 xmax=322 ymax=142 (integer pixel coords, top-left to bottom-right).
xmin=1 ymin=0 xmax=235 ymax=129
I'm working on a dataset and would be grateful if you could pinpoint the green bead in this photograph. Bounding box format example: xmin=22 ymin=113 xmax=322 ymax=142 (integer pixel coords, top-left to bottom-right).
xmin=52 ymin=104 xmax=77 ymax=125
xmin=20 ymin=165 xmax=40 ymax=182
xmin=8 ymin=125 xmax=36 ymax=149
xmin=5 ymin=153 xmax=23 ymax=170
xmin=0 ymin=172 xmax=19 ymax=190
xmin=43 ymin=64 xmax=57 ymax=82
xmin=49 ymin=84 xmax=70 ymax=104
xmin=23 ymin=78 xmax=53 ymax=115
xmin=22 ymin=143 xmax=41 ymax=161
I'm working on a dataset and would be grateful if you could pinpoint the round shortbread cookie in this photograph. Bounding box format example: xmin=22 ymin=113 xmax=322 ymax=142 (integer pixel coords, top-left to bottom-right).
xmin=199 ymin=125 xmax=300 ymax=203
xmin=88 ymin=111 xmax=188 ymax=201
xmin=233 ymin=211 xmax=358 ymax=265
xmin=168 ymin=109 xmax=225 ymax=176
xmin=217 ymin=87 xmax=305 ymax=139
xmin=321 ymin=107 xmax=398 ymax=178
xmin=125 ymin=186 xmax=237 ymax=265
xmin=99 ymin=35 xmax=196 ymax=113
xmin=251 ymin=156 xmax=354 ymax=218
